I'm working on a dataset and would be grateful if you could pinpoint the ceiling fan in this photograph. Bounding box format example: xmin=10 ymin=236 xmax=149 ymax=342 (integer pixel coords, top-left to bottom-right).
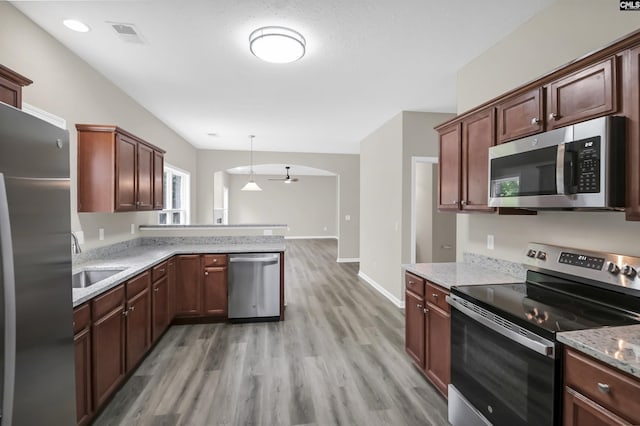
xmin=268 ymin=166 xmax=299 ymax=183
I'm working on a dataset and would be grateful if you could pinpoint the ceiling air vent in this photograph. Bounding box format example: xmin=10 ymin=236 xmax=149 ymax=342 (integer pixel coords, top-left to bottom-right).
xmin=108 ymin=22 xmax=145 ymax=44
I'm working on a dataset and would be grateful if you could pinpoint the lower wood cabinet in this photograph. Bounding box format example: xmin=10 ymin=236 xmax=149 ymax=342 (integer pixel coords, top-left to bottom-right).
xmin=176 ymin=254 xmax=229 ymax=318
xmin=203 ymin=266 xmax=228 ymax=316
xmin=91 ymin=284 xmax=126 ymax=409
xmin=564 ymin=348 xmax=640 ymax=425
xmin=125 ymin=272 xmax=151 ymax=371
xmin=167 ymin=257 xmax=177 ymax=319
xmin=73 ymin=304 xmax=92 ymax=426
xmin=404 ymin=272 xmax=450 ymax=398
xmin=176 ymin=254 xmax=202 ymax=316
xmin=152 ymin=275 xmax=170 ymax=342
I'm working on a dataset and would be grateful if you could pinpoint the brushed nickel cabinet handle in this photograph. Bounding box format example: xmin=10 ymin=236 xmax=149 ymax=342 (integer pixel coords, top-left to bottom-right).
xmin=549 ymin=112 xmax=558 ymax=120
xmin=122 ymin=310 xmax=128 ymax=317
xmin=461 ymin=200 xmax=466 ymax=206
xmin=531 ymin=118 xmax=541 ymax=125
xmin=597 ymin=383 xmax=610 ymax=393
xmin=408 ymin=281 xmax=414 ymax=285
xmin=423 ymin=308 xmax=429 ymax=314
xmin=432 ymin=293 xmax=439 ymax=299
xmin=130 ymin=306 xmax=135 ymax=312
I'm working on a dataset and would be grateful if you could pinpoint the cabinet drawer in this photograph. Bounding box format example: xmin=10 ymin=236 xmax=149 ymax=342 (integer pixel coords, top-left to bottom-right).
xmin=565 ymin=349 xmax=640 ymax=424
xmin=202 ymin=254 xmax=228 ymax=267
xmin=127 ymin=271 xmax=151 ymax=299
xmin=426 ymin=282 xmax=450 ymax=313
xmin=152 ymin=261 xmax=168 ymax=282
xmin=92 ymin=284 xmax=125 ymax=320
xmin=73 ymin=303 xmax=91 ymax=334
xmin=405 ymin=272 xmax=425 ymax=297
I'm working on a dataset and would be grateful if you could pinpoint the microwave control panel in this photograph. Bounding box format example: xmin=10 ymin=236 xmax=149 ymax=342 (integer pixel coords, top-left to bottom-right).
xmin=574 ymin=137 xmax=600 ymax=193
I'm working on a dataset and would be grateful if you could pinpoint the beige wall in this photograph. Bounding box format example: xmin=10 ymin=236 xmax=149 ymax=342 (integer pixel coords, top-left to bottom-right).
xmin=360 ymin=111 xmax=452 ymax=304
xmin=196 ymin=150 xmax=360 ymax=259
xmin=431 ymin=165 xmax=457 ymax=262
xmin=0 ymin=3 xmax=198 ymax=250
xmin=456 ymin=0 xmax=640 ymax=261
xmin=228 ymin=174 xmax=337 ymax=237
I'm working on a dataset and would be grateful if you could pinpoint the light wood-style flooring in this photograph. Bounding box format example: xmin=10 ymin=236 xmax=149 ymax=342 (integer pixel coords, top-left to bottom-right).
xmin=94 ymin=239 xmax=447 ymax=425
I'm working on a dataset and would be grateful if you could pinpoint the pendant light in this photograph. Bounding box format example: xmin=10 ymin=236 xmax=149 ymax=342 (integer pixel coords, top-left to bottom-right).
xmin=241 ymin=135 xmax=262 ymax=191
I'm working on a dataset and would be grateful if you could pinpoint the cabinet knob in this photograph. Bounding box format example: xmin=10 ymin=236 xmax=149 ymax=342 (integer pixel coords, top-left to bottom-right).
xmin=423 ymin=308 xmax=429 ymax=314
xmin=530 ymin=117 xmax=541 ymax=125
xmin=417 ymin=304 xmax=423 ymax=309
xmin=461 ymin=200 xmax=467 ymax=206
xmin=432 ymin=293 xmax=439 ymax=299
xmin=154 ymin=288 xmax=159 ymax=292
xmin=122 ymin=310 xmax=128 ymax=317
xmin=548 ymin=112 xmax=558 ymax=120
xmin=130 ymin=306 xmax=135 ymax=312
xmin=159 ymin=269 xmax=165 ymax=274
xmin=453 ymin=200 xmax=459 ymax=205
xmin=213 ymin=259 xmax=218 ymax=263
xmin=205 ymin=271 xmax=209 ymax=276
xmin=597 ymin=383 xmax=610 ymax=394
xmin=408 ymin=281 xmax=414 ymax=285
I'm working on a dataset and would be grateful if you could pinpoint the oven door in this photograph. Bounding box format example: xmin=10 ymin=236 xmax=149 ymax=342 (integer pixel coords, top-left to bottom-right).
xmin=448 ymin=296 xmax=559 ymax=426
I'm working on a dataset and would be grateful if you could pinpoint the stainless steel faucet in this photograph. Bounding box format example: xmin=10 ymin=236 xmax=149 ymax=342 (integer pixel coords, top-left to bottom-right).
xmin=71 ymin=232 xmax=82 ymax=254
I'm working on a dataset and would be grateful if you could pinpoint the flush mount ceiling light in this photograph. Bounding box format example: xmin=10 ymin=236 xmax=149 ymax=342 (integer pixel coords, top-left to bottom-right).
xmin=241 ymin=135 xmax=262 ymax=191
xmin=249 ymin=26 xmax=306 ymax=64
xmin=63 ymin=19 xmax=90 ymax=33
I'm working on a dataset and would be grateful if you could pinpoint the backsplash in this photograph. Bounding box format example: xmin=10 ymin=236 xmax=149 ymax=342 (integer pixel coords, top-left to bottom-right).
xmin=463 ymin=252 xmax=526 ymax=280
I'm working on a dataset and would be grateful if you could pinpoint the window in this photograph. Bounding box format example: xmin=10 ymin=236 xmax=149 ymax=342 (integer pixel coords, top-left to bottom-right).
xmin=159 ymin=164 xmax=190 ymax=225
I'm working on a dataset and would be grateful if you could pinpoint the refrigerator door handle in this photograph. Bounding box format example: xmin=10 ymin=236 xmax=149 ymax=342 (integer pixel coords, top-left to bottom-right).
xmin=0 ymin=173 xmax=16 ymax=426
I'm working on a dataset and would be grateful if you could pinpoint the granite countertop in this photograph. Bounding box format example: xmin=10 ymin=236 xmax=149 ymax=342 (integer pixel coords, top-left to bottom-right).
xmin=558 ymin=325 xmax=640 ymax=379
xmin=72 ymin=243 xmax=285 ymax=307
xmin=403 ymin=262 xmax=522 ymax=290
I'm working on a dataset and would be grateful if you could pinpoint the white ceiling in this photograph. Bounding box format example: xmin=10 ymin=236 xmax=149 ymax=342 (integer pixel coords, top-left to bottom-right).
xmin=11 ymin=0 xmax=555 ymax=154
xmin=227 ymin=163 xmax=335 ymax=176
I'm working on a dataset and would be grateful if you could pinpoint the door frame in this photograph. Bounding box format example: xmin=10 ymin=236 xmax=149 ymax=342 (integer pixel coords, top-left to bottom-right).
xmin=410 ymin=156 xmax=438 ymax=264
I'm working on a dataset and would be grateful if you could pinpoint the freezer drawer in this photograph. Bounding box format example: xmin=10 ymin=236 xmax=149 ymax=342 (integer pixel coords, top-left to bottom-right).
xmin=228 ymin=253 xmax=280 ymax=320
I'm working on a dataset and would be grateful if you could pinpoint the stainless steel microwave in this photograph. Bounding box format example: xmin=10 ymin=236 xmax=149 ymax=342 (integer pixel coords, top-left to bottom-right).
xmin=488 ymin=116 xmax=625 ymax=210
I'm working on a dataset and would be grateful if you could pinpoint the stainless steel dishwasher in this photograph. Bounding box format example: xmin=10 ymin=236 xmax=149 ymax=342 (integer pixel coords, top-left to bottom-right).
xmin=228 ymin=253 xmax=281 ymax=321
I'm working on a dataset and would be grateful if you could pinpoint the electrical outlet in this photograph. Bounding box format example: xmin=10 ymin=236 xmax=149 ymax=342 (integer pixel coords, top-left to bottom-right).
xmin=99 ymin=228 xmax=104 ymax=241
xmin=487 ymin=234 xmax=495 ymax=250
xmin=323 ymin=226 xmax=327 ymax=231
xmin=345 ymin=214 xmax=351 ymax=221
xmin=130 ymin=224 xmax=135 ymax=234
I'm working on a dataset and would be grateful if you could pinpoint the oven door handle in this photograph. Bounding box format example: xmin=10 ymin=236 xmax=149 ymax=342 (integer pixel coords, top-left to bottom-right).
xmin=446 ymin=295 xmax=556 ymax=358
xmin=556 ymin=143 xmax=566 ymax=195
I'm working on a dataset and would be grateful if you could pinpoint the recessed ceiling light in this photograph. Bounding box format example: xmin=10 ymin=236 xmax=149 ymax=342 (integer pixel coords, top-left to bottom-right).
xmin=249 ymin=26 xmax=306 ymax=64
xmin=63 ymin=19 xmax=90 ymax=33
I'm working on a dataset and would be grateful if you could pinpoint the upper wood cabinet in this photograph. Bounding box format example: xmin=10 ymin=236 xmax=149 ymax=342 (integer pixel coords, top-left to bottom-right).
xmin=76 ymin=125 xmax=165 ymax=212
xmin=626 ymin=45 xmax=640 ymax=221
xmin=0 ymin=64 xmax=32 ymax=109
xmin=438 ymin=123 xmax=462 ymax=211
xmin=496 ymin=88 xmax=544 ymax=143
xmin=546 ymin=57 xmax=618 ymax=130
xmin=438 ymin=108 xmax=495 ymax=212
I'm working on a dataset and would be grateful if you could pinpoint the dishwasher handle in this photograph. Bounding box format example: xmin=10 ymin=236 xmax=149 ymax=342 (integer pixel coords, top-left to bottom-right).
xmin=229 ymin=255 xmax=279 ymax=263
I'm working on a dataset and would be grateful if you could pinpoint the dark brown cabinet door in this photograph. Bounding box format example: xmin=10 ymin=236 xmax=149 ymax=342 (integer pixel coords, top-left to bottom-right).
xmin=137 ymin=143 xmax=154 ymax=210
xmin=461 ymin=108 xmax=495 ymax=212
xmin=176 ymin=255 xmax=202 ymax=316
xmin=405 ymin=290 xmax=425 ymax=368
xmin=203 ymin=266 xmax=228 ymax=316
xmin=546 ymin=57 xmax=617 ymax=129
xmin=168 ymin=258 xmax=177 ymax=320
xmin=0 ymin=65 xmax=32 ymax=109
xmin=91 ymin=285 xmax=126 ymax=408
xmin=152 ymin=275 xmax=169 ymax=342
xmin=425 ymin=304 xmax=450 ymax=397
xmin=626 ymin=46 xmax=640 ymax=221
xmin=438 ymin=123 xmax=461 ymax=210
xmin=564 ymin=387 xmax=628 ymax=426
xmin=73 ymin=303 xmax=92 ymax=426
xmin=126 ymin=284 xmax=151 ymax=371
xmin=115 ymin=134 xmax=137 ymax=212
xmin=153 ymin=150 xmax=164 ymax=210
xmin=496 ymin=88 xmax=544 ymax=143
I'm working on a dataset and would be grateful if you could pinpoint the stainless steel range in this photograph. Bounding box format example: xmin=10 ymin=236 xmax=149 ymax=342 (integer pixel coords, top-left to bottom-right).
xmin=447 ymin=243 xmax=640 ymax=426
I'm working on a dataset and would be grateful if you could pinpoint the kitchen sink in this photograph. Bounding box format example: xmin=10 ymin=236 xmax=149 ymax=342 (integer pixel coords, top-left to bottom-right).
xmin=72 ymin=268 xmax=125 ymax=289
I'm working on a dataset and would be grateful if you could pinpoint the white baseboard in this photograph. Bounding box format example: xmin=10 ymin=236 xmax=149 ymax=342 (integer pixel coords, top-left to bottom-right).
xmin=357 ymin=271 xmax=405 ymax=309
xmin=336 ymin=257 xmax=360 ymax=263
xmin=284 ymin=236 xmax=338 ymax=240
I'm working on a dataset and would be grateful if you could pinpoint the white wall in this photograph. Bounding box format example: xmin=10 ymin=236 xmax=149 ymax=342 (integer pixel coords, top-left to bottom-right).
xmin=360 ymin=111 xmax=453 ymax=304
xmin=0 ymin=3 xmax=198 ymax=250
xmin=196 ymin=150 xmax=360 ymax=260
xmin=227 ymin=174 xmax=337 ymax=237
xmin=415 ymin=162 xmax=434 ymax=263
xmin=456 ymin=0 xmax=640 ymax=261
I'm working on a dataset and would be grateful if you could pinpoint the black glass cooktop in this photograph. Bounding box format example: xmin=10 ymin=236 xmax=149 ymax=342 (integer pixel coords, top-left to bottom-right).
xmin=452 ymin=271 xmax=640 ymax=339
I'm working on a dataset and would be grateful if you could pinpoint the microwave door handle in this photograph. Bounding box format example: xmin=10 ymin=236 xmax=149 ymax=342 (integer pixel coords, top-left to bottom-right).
xmin=556 ymin=143 xmax=565 ymax=195
xmin=564 ymin=149 xmax=578 ymax=194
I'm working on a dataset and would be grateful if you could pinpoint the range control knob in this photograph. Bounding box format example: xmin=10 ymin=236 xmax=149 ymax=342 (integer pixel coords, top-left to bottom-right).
xmin=526 ymin=249 xmax=537 ymax=258
xmin=607 ymin=262 xmax=620 ymax=275
xmin=536 ymin=251 xmax=547 ymax=260
xmin=622 ymin=265 xmax=637 ymax=278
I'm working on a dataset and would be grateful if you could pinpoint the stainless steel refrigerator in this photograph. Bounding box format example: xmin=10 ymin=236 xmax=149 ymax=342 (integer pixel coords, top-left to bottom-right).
xmin=0 ymin=102 xmax=75 ymax=425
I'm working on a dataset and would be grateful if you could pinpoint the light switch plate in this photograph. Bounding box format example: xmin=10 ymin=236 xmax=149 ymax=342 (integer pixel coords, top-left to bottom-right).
xmin=487 ymin=234 xmax=495 ymax=250
xmin=345 ymin=214 xmax=351 ymax=221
